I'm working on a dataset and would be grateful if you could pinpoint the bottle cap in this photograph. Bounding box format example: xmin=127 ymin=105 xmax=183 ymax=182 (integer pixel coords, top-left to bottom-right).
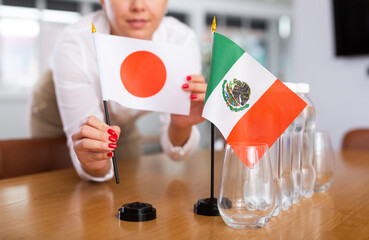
xmin=297 ymin=83 xmax=310 ymax=93
xmin=283 ymin=82 xmax=298 ymax=92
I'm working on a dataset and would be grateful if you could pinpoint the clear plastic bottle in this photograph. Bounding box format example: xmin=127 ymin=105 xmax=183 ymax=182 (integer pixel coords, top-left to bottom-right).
xmin=269 ymin=139 xmax=281 ymax=216
xmin=291 ymin=113 xmax=304 ymax=203
xmin=297 ymin=83 xmax=316 ymax=198
xmin=284 ymin=82 xmax=304 ymax=204
xmin=279 ymin=122 xmax=294 ymax=210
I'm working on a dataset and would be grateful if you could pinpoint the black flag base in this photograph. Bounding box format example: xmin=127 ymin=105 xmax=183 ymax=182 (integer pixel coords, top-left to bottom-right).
xmin=194 ymin=197 xmax=233 ymax=216
xmin=118 ymin=202 xmax=156 ymax=222
xmin=194 ymin=198 xmax=220 ymax=216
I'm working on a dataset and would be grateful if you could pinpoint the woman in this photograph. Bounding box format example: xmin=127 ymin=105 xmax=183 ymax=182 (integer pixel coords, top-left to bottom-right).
xmin=48 ymin=0 xmax=206 ymax=181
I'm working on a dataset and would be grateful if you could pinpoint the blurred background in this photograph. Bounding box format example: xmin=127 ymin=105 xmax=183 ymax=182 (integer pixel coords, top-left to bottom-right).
xmin=0 ymin=0 xmax=368 ymax=152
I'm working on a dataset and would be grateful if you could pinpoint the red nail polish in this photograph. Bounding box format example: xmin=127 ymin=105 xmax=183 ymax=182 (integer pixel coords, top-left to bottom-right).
xmin=107 ymin=152 xmax=113 ymax=157
xmin=190 ymin=94 xmax=197 ymax=99
xmin=108 ymin=143 xmax=117 ymax=149
xmin=186 ymin=76 xmax=191 ymax=81
xmin=107 ymin=129 xmax=116 ymax=136
xmin=108 ymin=136 xmax=117 ymax=142
xmin=182 ymin=83 xmax=189 ymax=89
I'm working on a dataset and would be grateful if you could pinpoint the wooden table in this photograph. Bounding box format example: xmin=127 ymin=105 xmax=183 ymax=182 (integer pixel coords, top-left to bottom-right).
xmin=0 ymin=150 xmax=369 ymax=239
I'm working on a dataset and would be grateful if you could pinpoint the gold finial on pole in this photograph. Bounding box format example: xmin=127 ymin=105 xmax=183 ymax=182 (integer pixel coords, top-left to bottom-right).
xmin=92 ymin=22 xmax=96 ymax=33
xmin=211 ymin=16 xmax=216 ymax=32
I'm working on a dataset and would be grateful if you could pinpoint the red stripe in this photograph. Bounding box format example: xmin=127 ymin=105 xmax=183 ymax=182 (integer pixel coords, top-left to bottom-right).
xmin=227 ymin=79 xmax=307 ymax=167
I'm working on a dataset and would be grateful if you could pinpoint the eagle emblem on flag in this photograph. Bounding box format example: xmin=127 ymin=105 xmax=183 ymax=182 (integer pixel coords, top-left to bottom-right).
xmin=222 ymin=78 xmax=251 ymax=112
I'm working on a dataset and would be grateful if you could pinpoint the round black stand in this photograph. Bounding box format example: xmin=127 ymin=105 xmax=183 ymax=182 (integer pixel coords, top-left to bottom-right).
xmin=118 ymin=202 xmax=156 ymax=222
xmin=194 ymin=198 xmax=220 ymax=216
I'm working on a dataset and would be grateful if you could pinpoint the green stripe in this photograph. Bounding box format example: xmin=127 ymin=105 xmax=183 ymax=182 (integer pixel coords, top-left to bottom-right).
xmin=204 ymin=32 xmax=245 ymax=105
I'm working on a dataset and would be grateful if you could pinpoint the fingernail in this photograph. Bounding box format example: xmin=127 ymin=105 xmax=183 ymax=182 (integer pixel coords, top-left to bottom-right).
xmin=182 ymin=83 xmax=189 ymax=89
xmin=107 ymin=129 xmax=116 ymax=136
xmin=107 ymin=152 xmax=113 ymax=157
xmin=108 ymin=143 xmax=117 ymax=149
xmin=186 ymin=76 xmax=191 ymax=81
xmin=108 ymin=136 xmax=117 ymax=142
xmin=190 ymin=94 xmax=197 ymax=99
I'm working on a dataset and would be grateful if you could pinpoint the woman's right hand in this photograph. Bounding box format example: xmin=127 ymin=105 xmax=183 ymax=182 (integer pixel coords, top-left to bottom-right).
xmin=72 ymin=116 xmax=120 ymax=178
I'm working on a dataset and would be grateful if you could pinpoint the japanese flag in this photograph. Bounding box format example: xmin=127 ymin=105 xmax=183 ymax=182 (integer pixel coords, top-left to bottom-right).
xmin=93 ymin=32 xmax=196 ymax=115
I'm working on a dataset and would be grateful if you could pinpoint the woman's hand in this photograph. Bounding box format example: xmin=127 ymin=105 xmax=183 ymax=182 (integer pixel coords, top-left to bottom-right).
xmin=169 ymin=75 xmax=207 ymax=146
xmin=72 ymin=116 xmax=120 ymax=177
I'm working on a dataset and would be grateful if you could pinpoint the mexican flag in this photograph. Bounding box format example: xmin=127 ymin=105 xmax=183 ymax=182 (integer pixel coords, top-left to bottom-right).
xmin=203 ymin=32 xmax=307 ymax=168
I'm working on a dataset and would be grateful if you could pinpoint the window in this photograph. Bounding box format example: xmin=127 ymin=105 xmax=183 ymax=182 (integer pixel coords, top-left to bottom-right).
xmin=0 ymin=4 xmax=81 ymax=92
xmin=0 ymin=6 xmax=40 ymax=90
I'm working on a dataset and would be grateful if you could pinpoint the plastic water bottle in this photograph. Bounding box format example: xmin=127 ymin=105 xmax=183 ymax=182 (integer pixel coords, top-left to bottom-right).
xmin=297 ymin=83 xmax=316 ymax=198
xmin=284 ymin=82 xmax=304 ymax=204
xmin=292 ymin=112 xmax=304 ymax=203
xmin=269 ymin=139 xmax=281 ymax=216
xmin=279 ymin=122 xmax=294 ymax=210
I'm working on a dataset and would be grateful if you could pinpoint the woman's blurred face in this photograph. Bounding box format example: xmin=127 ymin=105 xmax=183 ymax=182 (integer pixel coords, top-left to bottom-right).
xmin=100 ymin=0 xmax=168 ymax=40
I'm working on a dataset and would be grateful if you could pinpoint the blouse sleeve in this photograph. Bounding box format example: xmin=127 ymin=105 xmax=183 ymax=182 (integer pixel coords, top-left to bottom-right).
xmin=51 ymin=28 xmax=114 ymax=182
xmin=159 ymin=113 xmax=200 ymax=161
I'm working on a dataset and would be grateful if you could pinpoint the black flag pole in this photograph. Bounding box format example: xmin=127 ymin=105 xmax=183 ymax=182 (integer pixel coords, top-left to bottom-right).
xmin=193 ymin=17 xmax=220 ymax=216
xmin=103 ymin=100 xmax=120 ymax=184
xmin=210 ymin=123 xmax=215 ymax=201
xmin=92 ymin=22 xmax=120 ymax=184
xmin=193 ymin=121 xmax=219 ymax=216
xmin=93 ymin=22 xmax=156 ymax=221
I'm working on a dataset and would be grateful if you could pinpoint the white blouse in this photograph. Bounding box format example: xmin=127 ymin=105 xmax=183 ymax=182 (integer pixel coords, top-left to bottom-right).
xmin=51 ymin=10 xmax=202 ymax=182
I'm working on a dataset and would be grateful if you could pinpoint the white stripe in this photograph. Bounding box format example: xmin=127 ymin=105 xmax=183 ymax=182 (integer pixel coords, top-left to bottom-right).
xmin=203 ymin=52 xmax=277 ymax=139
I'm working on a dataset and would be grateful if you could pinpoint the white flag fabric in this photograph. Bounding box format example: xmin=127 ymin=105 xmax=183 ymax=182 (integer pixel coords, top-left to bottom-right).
xmin=93 ymin=33 xmax=195 ymax=115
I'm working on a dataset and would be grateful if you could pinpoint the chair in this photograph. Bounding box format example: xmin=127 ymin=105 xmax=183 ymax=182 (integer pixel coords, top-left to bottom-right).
xmin=0 ymin=136 xmax=73 ymax=179
xmin=341 ymin=128 xmax=369 ymax=150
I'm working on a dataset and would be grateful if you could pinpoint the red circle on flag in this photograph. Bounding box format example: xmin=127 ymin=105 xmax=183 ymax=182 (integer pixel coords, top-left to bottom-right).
xmin=120 ymin=51 xmax=167 ymax=98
